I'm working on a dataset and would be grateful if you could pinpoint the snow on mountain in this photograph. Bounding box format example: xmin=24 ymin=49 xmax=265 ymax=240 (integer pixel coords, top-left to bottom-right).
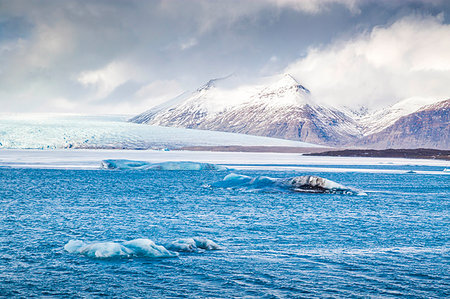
xmin=131 ymin=73 xmax=449 ymax=149
xmin=358 ymin=99 xmax=449 ymax=149
xmin=131 ymin=74 xmax=361 ymax=146
xmin=359 ymin=97 xmax=444 ymax=135
xmin=0 ymin=114 xmax=322 ymax=149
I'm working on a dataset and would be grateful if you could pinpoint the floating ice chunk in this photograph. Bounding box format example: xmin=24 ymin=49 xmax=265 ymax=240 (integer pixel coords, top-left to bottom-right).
xmin=166 ymin=237 xmax=221 ymax=252
xmin=213 ymin=173 xmax=365 ymax=195
xmin=64 ymin=240 xmax=85 ymax=253
xmin=64 ymin=238 xmax=177 ymax=259
xmin=285 ymin=175 xmax=360 ymax=194
xmin=101 ymin=159 xmax=227 ymax=171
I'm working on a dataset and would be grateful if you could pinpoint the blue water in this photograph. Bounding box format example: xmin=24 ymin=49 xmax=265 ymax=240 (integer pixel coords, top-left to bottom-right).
xmin=0 ymin=168 xmax=449 ymax=297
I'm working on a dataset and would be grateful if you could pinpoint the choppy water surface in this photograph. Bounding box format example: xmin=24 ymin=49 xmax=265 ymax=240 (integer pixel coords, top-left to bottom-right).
xmin=0 ymin=168 xmax=449 ymax=297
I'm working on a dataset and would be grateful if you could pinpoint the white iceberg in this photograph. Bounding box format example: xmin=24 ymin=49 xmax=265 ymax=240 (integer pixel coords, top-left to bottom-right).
xmin=166 ymin=237 xmax=221 ymax=252
xmin=213 ymin=173 xmax=365 ymax=195
xmin=64 ymin=238 xmax=177 ymax=259
xmin=101 ymin=159 xmax=227 ymax=171
xmin=64 ymin=237 xmax=221 ymax=259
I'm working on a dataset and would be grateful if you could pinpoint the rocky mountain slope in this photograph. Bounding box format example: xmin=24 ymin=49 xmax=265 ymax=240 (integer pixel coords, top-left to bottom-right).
xmin=130 ymin=75 xmax=361 ymax=146
xmin=130 ymin=74 xmax=449 ymax=149
xmin=359 ymin=99 xmax=449 ymax=149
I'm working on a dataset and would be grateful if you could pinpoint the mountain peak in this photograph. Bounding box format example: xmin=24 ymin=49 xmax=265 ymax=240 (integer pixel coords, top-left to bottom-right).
xmin=196 ymin=74 xmax=234 ymax=92
xmin=253 ymin=73 xmax=311 ymax=106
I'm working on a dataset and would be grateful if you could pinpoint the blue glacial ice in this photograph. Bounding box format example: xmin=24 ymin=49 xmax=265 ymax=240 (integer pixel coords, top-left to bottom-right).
xmin=166 ymin=237 xmax=221 ymax=252
xmin=101 ymin=159 xmax=227 ymax=171
xmin=213 ymin=173 xmax=365 ymax=195
xmin=64 ymin=237 xmax=221 ymax=259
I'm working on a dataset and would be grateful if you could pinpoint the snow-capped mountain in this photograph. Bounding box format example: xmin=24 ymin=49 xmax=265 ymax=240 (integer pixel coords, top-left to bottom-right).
xmin=130 ymin=74 xmax=449 ymax=149
xmin=359 ymin=99 xmax=449 ymax=149
xmin=358 ymin=97 xmax=442 ymax=135
xmin=130 ymin=74 xmax=361 ymax=146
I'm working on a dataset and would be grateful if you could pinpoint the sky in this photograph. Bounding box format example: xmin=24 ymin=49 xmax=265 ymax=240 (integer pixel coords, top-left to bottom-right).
xmin=1 ymin=0 xmax=450 ymax=114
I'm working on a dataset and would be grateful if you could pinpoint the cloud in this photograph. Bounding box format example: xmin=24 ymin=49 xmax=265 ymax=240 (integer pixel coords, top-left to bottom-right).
xmin=156 ymin=0 xmax=362 ymax=35
xmin=77 ymin=61 xmax=144 ymax=100
xmin=268 ymin=0 xmax=360 ymax=14
xmin=285 ymin=14 xmax=450 ymax=109
xmin=135 ymin=79 xmax=184 ymax=107
xmin=180 ymin=38 xmax=198 ymax=50
xmin=0 ymin=0 xmax=449 ymax=114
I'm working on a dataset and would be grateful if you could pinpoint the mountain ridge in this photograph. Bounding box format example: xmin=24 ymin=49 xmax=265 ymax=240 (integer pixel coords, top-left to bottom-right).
xmin=130 ymin=74 xmax=449 ymax=149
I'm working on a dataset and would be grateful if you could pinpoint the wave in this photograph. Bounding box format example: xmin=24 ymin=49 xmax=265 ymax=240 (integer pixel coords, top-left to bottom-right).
xmin=212 ymin=173 xmax=365 ymax=195
xmin=64 ymin=237 xmax=220 ymax=259
xmin=101 ymin=159 xmax=227 ymax=171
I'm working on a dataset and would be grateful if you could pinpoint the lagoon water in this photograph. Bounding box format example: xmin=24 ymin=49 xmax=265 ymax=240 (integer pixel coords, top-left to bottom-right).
xmin=0 ymin=167 xmax=449 ymax=297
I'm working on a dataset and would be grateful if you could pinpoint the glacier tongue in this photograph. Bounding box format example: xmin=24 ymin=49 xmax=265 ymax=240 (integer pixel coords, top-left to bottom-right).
xmin=0 ymin=114 xmax=321 ymax=149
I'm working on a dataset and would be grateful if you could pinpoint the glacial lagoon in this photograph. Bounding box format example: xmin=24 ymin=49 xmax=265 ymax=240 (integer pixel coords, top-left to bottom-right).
xmin=0 ymin=153 xmax=448 ymax=297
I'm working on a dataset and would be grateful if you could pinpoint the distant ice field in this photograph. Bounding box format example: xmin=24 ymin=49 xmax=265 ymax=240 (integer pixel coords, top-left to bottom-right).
xmin=0 ymin=114 xmax=319 ymax=149
xmin=0 ymin=149 xmax=448 ymax=175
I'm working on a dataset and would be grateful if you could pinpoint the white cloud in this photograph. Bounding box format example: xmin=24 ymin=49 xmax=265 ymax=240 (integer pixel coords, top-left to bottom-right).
xmin=158 ymin=0 xmax=360 ymax=34
xmin=269 ymin=0 xmax=360 ymax=14
xmin=285 ymin=15 xmax=450 ymax=109
xmin=77 ymin=61 xmax=144 ymax=100
xmin=0 ymin=1 xmax=449 ymax=114
xmin=135 ymin=79 xmax=184 ymax=108
xmin=180 ymin=38 xmax=198 ymax=50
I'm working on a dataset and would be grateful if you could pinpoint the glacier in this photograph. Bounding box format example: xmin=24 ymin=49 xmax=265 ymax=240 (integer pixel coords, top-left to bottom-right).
xmin=213 ymin=173 xmax=365 ymax=195
xmin=0 ymin=114 xmax=321 ymax=149
xmin=101 ymin=159 xmax=227 ymax=171
xmin=64 ymin=237 xmax=221 ymax=259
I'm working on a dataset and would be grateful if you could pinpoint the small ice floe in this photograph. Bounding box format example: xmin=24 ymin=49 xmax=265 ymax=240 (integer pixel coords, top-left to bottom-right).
xmin=212 ymin=173 xmax=365 ymax=195
xmin=166 ymin=237 xmax=221 ymax=252
xmin=444 ymin=168 xmax=450 ymax=172
xmin=101 ymin=159 xmax=227 ymax=171
xmin=64 ymin=238 xmax=177 ymax=259
xmin=64 ymin=237 xmax=221 ymax=259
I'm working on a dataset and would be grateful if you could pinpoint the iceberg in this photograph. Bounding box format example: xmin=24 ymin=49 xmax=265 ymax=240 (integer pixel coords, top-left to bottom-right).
xmin=101 ymin=159 xmax=227 ymax=171
xmin=166 ymin=237 xmax=221 ymax=252
xmin=64 ymin=237 xmax=221 ymax=259
xmin=64 ymin=238 xmax=177 ymax=259
xmin=213 ymin=173 xmax=365 ymax=195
